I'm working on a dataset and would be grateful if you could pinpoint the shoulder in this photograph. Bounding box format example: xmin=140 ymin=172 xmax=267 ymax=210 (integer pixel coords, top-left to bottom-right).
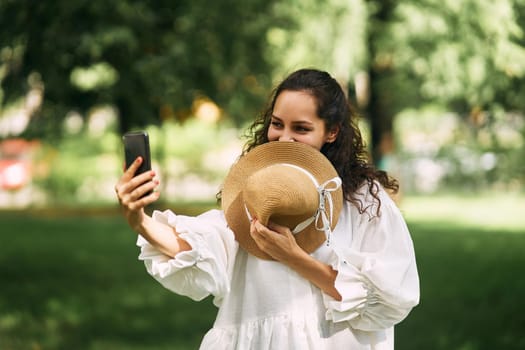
xmin=197 ymin=208 xmax=226 ymax=221
xmin=155 ymin=208 xmax=227 ymax=233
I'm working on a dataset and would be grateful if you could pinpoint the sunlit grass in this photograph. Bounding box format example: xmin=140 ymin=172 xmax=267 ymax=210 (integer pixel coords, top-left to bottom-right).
xmin=400 ymin=193 xmax=525 ymax=232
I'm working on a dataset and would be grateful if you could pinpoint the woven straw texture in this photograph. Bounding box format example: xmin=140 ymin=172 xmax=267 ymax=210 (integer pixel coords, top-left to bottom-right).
xmin=221 ymin=141 xmax=343 ymax=260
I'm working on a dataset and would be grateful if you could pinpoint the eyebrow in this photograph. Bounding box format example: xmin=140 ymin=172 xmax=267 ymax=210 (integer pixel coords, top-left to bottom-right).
xmin=271 ymin=115 xmax=315 ymax=126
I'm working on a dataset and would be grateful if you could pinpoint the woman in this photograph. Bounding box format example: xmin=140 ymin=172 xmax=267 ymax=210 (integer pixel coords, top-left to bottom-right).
xmin=115 ymin=68 xmax=419 ymax=349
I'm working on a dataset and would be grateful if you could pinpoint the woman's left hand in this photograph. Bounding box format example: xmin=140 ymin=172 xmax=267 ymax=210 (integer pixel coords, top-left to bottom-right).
xmin=249 ymin=219 xmax=306 ymax=263
xmin=250 ymin=219 xmax=342 ymax=300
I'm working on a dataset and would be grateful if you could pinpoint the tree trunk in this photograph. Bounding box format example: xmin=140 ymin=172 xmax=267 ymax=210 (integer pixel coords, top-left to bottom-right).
xmin=367 ymin=69 xmax=394 ymax=169
xmin=364 ymin=0 xmax=397 ymax=169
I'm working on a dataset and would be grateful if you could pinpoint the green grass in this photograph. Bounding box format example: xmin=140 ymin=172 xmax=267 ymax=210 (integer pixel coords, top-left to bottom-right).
xmin=0 ymin=209 xmax=216 ymax=350
xmin=396 ymin=194 xmax=525 ymax=350
xmin=1 ymin=195 xmax=524 ymax=349
xmin=400 ymin=193 xmax=525 ymax=232
xmin=396 ymin=222 xmax=525 ymax=350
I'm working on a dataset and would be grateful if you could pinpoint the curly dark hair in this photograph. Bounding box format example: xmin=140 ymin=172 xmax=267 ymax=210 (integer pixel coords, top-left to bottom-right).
xmin=242 ymin=68 xmax=399 ymax=216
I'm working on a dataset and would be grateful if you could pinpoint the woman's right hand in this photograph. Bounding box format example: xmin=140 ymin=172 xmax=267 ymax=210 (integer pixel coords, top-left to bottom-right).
xmin=115 ymin=156 xmax=160 ymax=231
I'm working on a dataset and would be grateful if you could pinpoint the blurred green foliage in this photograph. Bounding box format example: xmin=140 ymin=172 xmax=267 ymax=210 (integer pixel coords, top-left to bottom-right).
xmin=34 ymin=132 xmax=121 ymax=205
xmin=364 ymin=0 xmax=525 ymax=163
xmin=0 ymin=0 xmax=282 ymax=135
xmin=395 ymin=106 xmax=524 ymax=193
xmin=145 ymin=119 xmax=240 ymax=180
xmin=2 ymin=0 xmax=524 ymax=136
xmin=1 ymin=0 xmax=525 ymax=202
xmin=29 ymin=116 xmax=242 ymax=206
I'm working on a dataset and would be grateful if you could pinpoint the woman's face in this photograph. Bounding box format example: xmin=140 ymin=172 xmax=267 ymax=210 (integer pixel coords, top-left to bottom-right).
xmin=267 ymin=90 xmax=338 ymax=150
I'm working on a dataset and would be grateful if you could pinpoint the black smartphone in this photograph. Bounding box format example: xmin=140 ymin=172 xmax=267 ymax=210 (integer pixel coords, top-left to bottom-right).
xmin=122 ymin=131 xmax=152 ymax=176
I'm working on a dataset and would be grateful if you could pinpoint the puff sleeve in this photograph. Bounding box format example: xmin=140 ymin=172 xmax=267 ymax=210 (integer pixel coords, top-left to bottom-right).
xmin=323 ymin=187 xmax=420 ymax=331
xmin=137 ymin=209 xmax=238 ymax=305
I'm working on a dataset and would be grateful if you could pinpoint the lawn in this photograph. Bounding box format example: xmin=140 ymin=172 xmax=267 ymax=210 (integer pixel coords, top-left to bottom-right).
xmin=397 ymin=194 xmax=525 ymax=350
xmin=0 ymin=208 xmax=216 ymax=350
xmin=1 ymin=194 xmax=524 ymax=350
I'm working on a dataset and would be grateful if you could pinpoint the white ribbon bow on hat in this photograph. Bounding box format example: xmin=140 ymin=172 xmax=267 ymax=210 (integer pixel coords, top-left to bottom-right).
xmin=291 ymin=176 xmax=342 ymax=246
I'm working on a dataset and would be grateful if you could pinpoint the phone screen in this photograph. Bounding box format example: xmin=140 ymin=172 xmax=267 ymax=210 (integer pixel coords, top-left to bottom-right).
xmin=122 ymin=131 xmax=152 ymax=176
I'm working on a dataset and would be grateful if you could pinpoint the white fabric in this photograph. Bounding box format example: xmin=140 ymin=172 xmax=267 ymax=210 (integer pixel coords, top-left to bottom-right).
xmin=137 ymin=182 xmax=420 ymax=349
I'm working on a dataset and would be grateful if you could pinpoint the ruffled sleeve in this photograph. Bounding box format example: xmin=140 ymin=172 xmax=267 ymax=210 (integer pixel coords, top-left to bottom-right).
xmin=323 ymin=187 xmax=420 ymax=331
xmin=137 ymin=209 xmax=238 ymax=305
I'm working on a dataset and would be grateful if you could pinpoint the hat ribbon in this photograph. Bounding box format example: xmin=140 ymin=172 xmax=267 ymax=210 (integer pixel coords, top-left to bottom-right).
xmin=291 ymin=176 xmax=342 ymax=246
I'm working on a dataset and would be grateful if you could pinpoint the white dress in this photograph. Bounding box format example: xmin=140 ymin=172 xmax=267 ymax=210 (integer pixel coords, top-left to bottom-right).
xmin=137 ymin=184 xmax=420 ymax=349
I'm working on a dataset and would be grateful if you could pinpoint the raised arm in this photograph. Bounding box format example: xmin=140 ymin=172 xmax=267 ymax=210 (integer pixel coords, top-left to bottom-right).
xmin=114 ymin=156 xmax=191 ymax=257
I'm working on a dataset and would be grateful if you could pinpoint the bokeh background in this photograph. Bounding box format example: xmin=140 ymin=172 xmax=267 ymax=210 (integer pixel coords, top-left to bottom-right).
xmin=1 ymin=1 xmax=524 ymax=349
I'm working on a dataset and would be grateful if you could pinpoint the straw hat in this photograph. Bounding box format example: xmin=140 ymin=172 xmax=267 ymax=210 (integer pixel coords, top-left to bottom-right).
xmin=221 ymin=141 xmax=343 ymax=260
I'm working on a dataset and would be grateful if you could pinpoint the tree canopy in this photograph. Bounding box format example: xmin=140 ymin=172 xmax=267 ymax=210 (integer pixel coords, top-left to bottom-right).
xmin=1 ymin=0 xmax=524 ymax=165
xmin=0 ymin=0 xmax=284 ymax=136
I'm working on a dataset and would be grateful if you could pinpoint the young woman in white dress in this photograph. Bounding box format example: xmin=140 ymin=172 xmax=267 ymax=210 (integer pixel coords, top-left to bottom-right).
xmin=115 ymin=68 xmax=419 ymax=349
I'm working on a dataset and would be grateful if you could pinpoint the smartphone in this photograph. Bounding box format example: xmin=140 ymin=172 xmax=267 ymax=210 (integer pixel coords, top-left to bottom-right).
xmin=122 ymin=131 xmax=152 ymax=176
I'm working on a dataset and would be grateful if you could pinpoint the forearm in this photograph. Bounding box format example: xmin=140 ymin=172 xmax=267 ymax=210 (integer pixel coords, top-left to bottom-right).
xmin=133 ymin=214 xmax=192 ymax=258
xmin=285 ymin=250 xmax=342 ymax=301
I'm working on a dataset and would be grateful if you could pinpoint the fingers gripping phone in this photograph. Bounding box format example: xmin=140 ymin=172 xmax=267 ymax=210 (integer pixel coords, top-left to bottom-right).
xmin=123 ymin=131 xmax=153 ymax=198
xmin=122 ymin=131 xmax=152 ymax=176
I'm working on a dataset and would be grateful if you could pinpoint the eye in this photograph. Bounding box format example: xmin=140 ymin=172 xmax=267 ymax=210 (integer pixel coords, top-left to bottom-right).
xmin=294 ymin=125 xmax=312 ymax=133
xmin=270 ymin=120 xmax=283 ymax=128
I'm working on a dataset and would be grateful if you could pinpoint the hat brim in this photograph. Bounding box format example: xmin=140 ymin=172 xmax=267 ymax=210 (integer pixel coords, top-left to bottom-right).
xmin=221 ymin=141 xmax=343 ymax=260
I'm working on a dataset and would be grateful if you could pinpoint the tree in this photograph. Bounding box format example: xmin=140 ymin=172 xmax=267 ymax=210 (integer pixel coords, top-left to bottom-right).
xmin=364 ymin=0 xmax=401 ymax=166
xmin=362 ymin=0 xmax=525 ymax=167
xmin=0 ymin=0 xmax=282 ymax=138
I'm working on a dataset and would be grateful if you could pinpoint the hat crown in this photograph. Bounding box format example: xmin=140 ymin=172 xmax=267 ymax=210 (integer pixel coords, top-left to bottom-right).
xmin=243 ymin=164 xmax=319 ymax=227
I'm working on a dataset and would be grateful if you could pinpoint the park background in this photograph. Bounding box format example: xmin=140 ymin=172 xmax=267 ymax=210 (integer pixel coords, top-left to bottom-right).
xmin=1 ymin=0 xmax=524 ymax=349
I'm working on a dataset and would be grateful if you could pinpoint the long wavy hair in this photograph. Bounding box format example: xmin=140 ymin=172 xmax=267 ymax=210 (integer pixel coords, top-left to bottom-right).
xmin=242 ymin=68 xmax=399 ymax=216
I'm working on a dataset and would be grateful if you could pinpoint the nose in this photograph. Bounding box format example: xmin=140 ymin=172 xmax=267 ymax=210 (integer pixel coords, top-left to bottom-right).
xmin=278 ymin=131 xmax=296 ymax=142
